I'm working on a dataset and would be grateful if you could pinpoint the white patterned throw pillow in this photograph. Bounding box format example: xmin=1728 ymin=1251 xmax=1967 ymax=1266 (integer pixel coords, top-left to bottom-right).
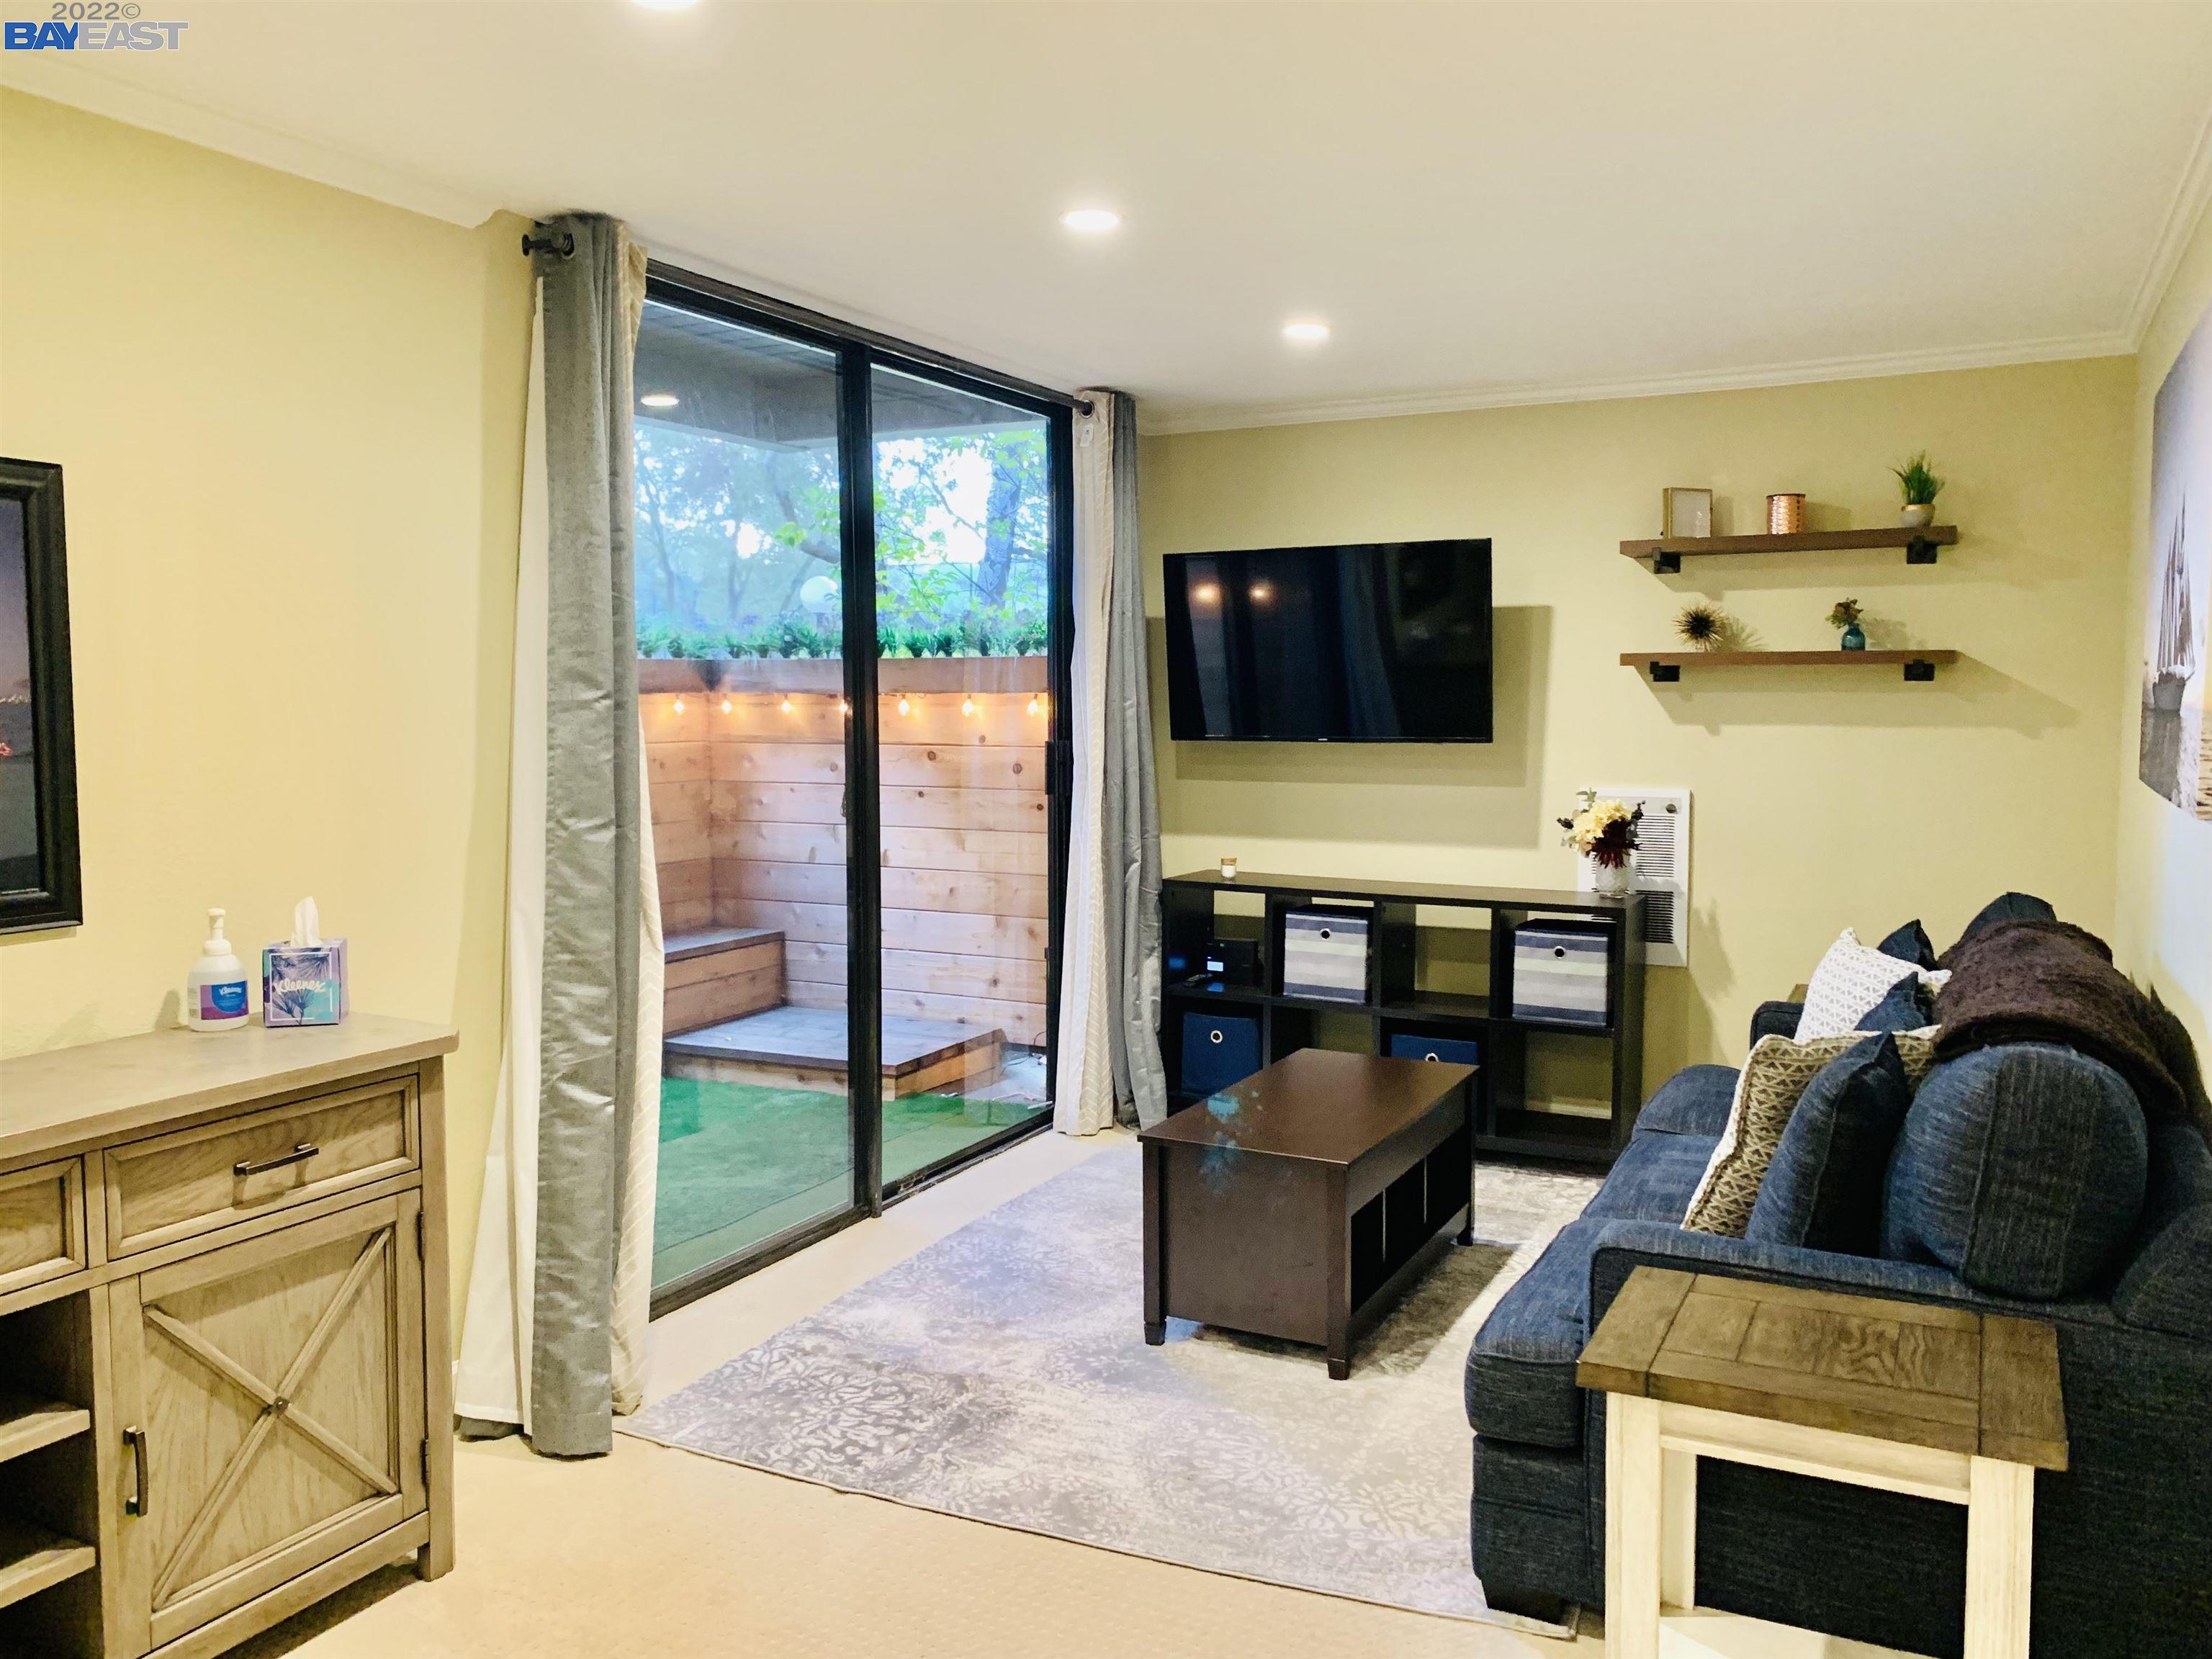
xmin=1793 ymin=928 xmax=1949 ymax=1041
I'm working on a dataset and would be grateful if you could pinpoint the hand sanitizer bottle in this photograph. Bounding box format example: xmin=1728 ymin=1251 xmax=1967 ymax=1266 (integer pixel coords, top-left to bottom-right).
xmin=186 ymin=907 xmax=251 ymax=1032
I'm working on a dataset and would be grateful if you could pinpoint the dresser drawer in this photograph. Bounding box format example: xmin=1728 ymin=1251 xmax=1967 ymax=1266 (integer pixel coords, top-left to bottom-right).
xmin=0 ymin=1157 xmax=87 ymax=1295
xmin=104 ymin=1076 xmax=419 ymax=1256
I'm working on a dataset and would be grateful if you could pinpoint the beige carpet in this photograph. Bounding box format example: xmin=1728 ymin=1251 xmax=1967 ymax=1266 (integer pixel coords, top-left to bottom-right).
xmin=229 ymin=1130 xmax=1599 ymax=1659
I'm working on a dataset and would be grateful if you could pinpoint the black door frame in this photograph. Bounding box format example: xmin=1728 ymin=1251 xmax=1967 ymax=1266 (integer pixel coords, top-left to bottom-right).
xmin=644 ymin=265 xmax=1079 ymax=1316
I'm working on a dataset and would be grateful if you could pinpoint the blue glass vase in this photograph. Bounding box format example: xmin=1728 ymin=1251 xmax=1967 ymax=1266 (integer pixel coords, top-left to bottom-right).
xmin=1840 ymin=623 xmax=1866 ymax=651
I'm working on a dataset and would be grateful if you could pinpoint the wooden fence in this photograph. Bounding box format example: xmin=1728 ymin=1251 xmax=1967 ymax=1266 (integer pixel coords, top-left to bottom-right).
xmin=642 ymin=658 xmax=1051 ymax=1048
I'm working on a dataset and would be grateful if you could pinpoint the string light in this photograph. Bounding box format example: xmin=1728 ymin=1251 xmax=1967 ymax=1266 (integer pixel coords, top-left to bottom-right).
xmin=961 ymin=696 xmax=976 ymax=717
xmin=719 ymin=697 xmax=732 ymax=714
xmin=672 ymin=696 xmax=685 ymax=715
xmin=896 ymin=695 xmax=912 ymax=716
xmin=840 ymin=698 xmax=852 ymax=716
xmin=779 ymin=695 xmax=795 ymax=714
xmin=1028 ymin=694 xmax=1043 ymax=716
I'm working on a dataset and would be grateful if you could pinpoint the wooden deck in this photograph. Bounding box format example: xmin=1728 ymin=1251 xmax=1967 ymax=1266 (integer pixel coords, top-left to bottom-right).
xmin=665 ymin=1005 xmax=1007 ymax=1100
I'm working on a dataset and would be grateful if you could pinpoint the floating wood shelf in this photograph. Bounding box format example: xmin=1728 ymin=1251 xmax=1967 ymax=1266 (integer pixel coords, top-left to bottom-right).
xmin=1622 ymin=526 xmax=1959 ymax=572
xmin=0 ymin=1392 xmax=91 ymax=1465
xmin=0 ymin=1517 xmax=96 ymax=1611
xmin=1624 ymin=649 xmax=1961 ymax=683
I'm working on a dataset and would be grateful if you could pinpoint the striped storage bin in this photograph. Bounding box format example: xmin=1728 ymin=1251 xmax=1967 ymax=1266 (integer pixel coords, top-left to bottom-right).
xmin=1511 ymin=920 xmax=1612 ymax=1027
xmin=1281 ymin=909 xmax=1371 ymax=1002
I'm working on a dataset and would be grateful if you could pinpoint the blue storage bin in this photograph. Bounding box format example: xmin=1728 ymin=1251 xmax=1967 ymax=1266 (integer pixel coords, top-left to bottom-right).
xmin=1388 ymin=1033 xmax=1481 ymax=1068
xmin=1181 ymin=1010 xmax=1262 ymax=1096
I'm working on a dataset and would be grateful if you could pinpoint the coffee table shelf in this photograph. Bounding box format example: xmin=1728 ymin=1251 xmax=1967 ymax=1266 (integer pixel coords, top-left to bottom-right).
xmin=1159 ymin=870 xmax=1646 ymax=1169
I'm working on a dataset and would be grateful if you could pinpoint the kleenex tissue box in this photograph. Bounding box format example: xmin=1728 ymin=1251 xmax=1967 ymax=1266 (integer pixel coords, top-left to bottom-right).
xmin=263 ymin=939 xmax=348 ymax=1026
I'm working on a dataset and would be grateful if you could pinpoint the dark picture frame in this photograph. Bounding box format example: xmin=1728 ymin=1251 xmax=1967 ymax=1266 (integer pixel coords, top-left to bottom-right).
xmin=0 ymin=458 xmax=81 ymax=932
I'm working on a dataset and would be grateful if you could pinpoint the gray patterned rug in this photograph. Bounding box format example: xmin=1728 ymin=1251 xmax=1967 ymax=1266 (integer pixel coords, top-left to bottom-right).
xmin=624 ymin=1143 xmax=1598 ymax=1627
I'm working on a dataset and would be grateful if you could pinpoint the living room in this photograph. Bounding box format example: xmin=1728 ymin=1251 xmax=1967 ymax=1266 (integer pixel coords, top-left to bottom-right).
xmin=0 ymin=5 xmax=2208 ymax=1658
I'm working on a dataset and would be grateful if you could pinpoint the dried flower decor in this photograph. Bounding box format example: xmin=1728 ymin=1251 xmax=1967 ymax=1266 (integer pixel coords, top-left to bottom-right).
xmin=1827 ymin=598 xmax=1864 ymax=631
xmin=1557 ymin=789 xmax=1643 ymax=869
xmin=1675 ymin=603 xmax=1730 ymax=652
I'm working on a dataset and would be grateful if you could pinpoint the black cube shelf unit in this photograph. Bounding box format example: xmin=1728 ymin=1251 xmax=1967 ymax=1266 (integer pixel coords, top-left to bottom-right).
xmin=1159 ymin=871 xmax=1647 ymax=1169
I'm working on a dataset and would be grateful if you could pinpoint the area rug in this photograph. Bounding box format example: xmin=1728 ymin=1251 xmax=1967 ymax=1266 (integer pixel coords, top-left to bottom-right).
xmin=624 ymin=1143 xmax=1599 ymax=1627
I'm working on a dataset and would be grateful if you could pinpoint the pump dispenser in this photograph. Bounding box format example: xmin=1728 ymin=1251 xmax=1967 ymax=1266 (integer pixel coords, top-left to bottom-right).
xmin=186 ymin=907 xmax=251 ymax=1032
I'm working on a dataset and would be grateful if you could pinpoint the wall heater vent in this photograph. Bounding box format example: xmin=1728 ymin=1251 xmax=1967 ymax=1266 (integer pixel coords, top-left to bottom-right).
xmin=1581 ymin=786 xmax=1691 ymax=968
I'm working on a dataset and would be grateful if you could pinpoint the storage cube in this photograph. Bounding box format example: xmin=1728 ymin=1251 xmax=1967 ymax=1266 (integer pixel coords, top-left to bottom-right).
xmin=1388 ymin=1032 xmax=1482 ymax=1068
xmin=1281 ymin=909 xmax=1370 ymax=1002
xmin=1180 ymin=1010 xmax=1263 ymax=1096
xmin=1511 ymin=921 xmax=1612 ymax=1026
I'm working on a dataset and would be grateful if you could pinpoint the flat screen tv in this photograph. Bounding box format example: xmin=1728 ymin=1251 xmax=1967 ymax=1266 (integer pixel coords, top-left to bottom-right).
xmin=1161 ymin=539 xmax=1492 ymax=742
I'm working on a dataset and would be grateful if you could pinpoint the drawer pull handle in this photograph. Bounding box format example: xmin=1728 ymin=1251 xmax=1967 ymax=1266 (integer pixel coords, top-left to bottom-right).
xmin=125 ymin=1425 xmax=150 ymax=1517
xmin=234 ymin=1142 xmax=320 ymax=1179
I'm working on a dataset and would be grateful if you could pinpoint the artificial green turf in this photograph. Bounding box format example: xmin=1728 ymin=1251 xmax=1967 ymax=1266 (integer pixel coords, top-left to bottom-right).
xmin=651 ymin=1078 xmax=1046 ymax=1287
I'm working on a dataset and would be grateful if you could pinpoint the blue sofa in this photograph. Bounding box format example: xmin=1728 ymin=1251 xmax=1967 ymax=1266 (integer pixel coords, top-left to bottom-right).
xmin=1465 ymin=1003 xmax=2212 ymax=1658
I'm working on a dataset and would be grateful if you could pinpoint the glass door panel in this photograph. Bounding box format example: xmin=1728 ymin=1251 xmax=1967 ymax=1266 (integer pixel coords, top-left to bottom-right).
xmin=633 ymin=298 xmax=855 ymax=1294
xmin=869 ymin=365 xmax=1056 ymax=1186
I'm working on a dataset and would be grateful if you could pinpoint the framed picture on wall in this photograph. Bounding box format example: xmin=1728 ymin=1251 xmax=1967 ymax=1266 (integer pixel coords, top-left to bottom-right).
xmin=0 ymin=458 xmax=81 ymax=932
xmin=2142 ymin=304 xmax=2212 ymax=819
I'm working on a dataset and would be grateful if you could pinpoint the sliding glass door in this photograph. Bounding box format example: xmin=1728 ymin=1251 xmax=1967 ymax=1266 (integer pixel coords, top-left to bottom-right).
xmin=637 ymin=274 xmax=1071 ymax=1311
xmin=870 ymin=367 xmax=1059 ymax=1191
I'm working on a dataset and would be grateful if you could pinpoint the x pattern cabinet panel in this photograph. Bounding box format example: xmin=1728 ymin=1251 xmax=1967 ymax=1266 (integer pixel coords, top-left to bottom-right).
xmin=0 ymin=1017 xmax=456 ymax=1659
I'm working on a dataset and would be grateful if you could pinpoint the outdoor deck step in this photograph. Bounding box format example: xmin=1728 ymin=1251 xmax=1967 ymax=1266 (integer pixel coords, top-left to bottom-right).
xmin=665 ymin=927 xmax=783 ymax=964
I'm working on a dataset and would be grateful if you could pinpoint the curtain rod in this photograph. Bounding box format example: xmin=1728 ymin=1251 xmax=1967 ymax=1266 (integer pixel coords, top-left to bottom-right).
xmin=523 ymin=233 xmax=1096 ymax=416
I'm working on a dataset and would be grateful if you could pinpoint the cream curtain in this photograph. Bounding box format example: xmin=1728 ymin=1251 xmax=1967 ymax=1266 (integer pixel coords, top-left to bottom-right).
xmin=457 ymin=215 xmax=661 ymax=1454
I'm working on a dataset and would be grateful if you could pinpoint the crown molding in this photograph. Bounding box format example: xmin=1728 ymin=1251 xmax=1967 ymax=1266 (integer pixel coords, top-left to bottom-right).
xmin=2123 ymin=95 xmax=2212 ymax=350
xmin=1137 ymin=330 xmax=2136 ymax=436
xmin=0 ymin=60 xmax=503 ymax=228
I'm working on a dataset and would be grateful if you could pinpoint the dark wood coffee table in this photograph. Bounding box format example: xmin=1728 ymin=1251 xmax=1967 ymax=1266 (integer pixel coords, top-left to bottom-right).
xmin=1140 ymin=1048 xmax=1476 ymax=1379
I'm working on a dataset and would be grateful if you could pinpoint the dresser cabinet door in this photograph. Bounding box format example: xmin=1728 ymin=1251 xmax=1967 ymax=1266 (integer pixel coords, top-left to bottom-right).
xmin=107 ymin=1195 xmax=427 ymax=1653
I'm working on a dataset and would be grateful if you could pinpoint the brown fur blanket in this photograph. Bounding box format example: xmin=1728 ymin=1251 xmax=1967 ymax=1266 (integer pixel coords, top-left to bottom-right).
xmin=1934 ymin=920 xmax=2206 ymax=1135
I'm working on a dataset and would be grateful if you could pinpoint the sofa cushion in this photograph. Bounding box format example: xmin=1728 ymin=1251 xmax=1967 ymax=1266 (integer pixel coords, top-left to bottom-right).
xmin=1882 ymin=1043 xmax=2149 ymax=1298
xmin=1949 ymin=891 xmax=2057 ymax=956
xmin=1635 ymin=1064 xmax=1739 ymax=1138
xmin=1877 ymin=919 xmax=1937 ymax=970
xmin=1796 ymin=929 xmax=1946 ymax=1041
xmin=1465 ymin=1218 xmax=1606 ymax=1449
xmin=1586 ymin=1131 xmax=1719 ymax=1223
xmin=1686 ymin=1032 xmax=1938 ymax=1238
xmin=2113 ymin=1123 xmax=2212 ymax=1341
xmin=1856 ymin=975 xmax=1936 ymax=1033
xmin=1748 ymin=1035 xmax=1912 ymax=1254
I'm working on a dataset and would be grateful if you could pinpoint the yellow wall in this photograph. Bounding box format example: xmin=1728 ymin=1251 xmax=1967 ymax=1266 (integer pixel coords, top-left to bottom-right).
xmin=2118 ymin=205 xmax=2212 ymax=1056
xmin=0 ymin=91 xmax=534 ymax=1319
xmin=1142 ymin=359 xmax=2136 ymax=1087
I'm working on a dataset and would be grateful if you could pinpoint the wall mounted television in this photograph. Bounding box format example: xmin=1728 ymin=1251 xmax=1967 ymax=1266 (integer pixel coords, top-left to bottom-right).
xmin=1161 ymin=539 xmax=1493 ymax=742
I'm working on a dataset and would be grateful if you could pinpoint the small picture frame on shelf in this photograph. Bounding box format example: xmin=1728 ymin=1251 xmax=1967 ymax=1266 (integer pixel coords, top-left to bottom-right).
xmin=1662 ymin=487 xmax=1712 ymax=539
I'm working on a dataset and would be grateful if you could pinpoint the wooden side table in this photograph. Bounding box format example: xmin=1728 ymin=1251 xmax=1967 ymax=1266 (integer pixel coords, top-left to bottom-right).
xmin=1579 ymin=1268 xmax=2067 ymax=1659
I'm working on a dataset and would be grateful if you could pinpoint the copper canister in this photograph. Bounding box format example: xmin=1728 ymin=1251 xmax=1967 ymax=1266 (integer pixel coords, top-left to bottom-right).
xmin=1767 ymin=493 xmax=1807 ymax=534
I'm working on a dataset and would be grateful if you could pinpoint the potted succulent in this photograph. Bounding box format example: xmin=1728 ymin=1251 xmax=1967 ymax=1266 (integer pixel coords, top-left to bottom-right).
xmin=1827 ymin=598 xmax=1867 ymax=651
xmin=1558 ymin=790 xmax=1643 ymax=899
xmin=1893 ymin=451 xmax=1943 ymax=528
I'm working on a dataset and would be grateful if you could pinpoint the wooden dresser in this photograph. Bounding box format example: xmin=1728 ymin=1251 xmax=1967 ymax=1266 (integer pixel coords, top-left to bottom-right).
xmin=0 ymin=1015 xmax=459 ymax=1659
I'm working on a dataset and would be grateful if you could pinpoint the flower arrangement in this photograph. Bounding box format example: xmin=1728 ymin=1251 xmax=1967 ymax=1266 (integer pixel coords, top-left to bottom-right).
xmin=1675 ymin=603 xmax=1732 ymax=652
xmin=1557 ymin=789 xmax=1643 ymax=869
xmin=1826 ymin=598 xmax=1863 ymax=631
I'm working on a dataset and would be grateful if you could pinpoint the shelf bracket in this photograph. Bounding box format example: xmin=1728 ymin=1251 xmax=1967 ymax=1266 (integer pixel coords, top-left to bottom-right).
xmin=1904 ymin=659 xmax=1936 ymax=682
xmin=1653 ymin=550 xmax=1682 ymax=575
xmin=1905 ymin=536 xmax=1940 ymax=565
xmin=1648 ymin=661 xmax=1681 ymax=683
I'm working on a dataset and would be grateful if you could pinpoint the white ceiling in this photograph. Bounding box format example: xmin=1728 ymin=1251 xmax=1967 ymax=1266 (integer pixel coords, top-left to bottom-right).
xmin=10 ymin=1 xmax=2212 ymax=430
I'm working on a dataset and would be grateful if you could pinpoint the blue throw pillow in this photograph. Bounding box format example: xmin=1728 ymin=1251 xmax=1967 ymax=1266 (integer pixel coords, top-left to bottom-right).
xmin=1856 ymin=976 xmax=1934 ymax=1033
xmin=1881 ymin=1043 xmax=2148 ymax=1298
xmin=1876 ymin=920 xmax=1936 ymax=970
xmin=1748 ymin=1035 xmax=1912 ymax=1255
xmin=1951 ymin=892 xmax=2057 ymax=952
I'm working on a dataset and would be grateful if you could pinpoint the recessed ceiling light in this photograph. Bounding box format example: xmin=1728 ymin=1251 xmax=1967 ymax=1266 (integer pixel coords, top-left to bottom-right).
xmin=1282 ymin=320 xmax=1331 ymax=343
xmin=639 ymin=392 xmax=680 ymax=409
xmin=1060 ymin=207 xmax=1121 ymax=233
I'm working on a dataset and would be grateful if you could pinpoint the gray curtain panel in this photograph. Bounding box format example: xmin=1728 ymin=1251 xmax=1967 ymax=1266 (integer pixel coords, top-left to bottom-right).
xmin=1097 ymin=393 xmax=1168 ymax=1127
xmin=530 ymin=213 xmax=645 ymax=1457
